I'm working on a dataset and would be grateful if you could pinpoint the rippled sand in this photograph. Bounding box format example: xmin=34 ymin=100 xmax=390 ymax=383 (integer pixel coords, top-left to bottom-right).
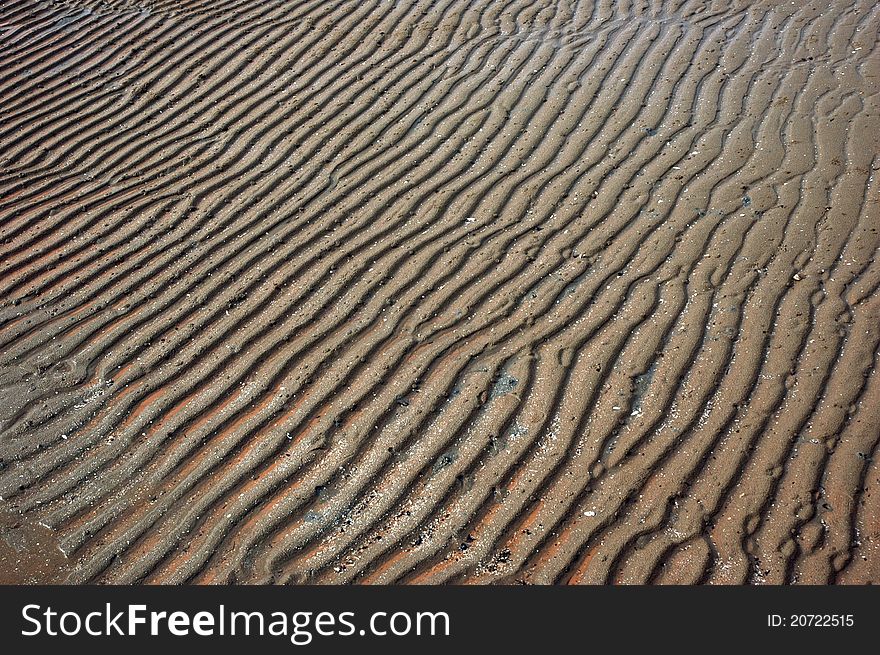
xmin=0 ymin=0 xmax=878 ymax=584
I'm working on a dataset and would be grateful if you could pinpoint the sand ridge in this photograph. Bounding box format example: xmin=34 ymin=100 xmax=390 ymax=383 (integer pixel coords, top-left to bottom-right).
xmin=0 ymin=0 xmax=878 ymax=584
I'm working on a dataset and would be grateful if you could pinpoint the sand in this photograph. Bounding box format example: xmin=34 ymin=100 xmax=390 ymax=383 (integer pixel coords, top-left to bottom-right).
xmin=0 ymin=0 xmax=878 ymax=584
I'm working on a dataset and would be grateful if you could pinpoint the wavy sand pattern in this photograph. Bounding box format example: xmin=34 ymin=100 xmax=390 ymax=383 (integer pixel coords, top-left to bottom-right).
xmin=0 ymin=0 xmax=878 ymax=584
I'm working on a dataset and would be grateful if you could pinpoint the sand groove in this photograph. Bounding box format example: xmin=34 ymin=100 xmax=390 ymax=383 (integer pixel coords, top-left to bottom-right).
xmin=0 ymin=0 xmax=878 ymax=584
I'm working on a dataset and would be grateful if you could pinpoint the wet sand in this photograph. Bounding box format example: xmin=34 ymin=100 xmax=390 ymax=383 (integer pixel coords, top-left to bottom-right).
xmin=0 ymin=0 xmax=878 ymax=584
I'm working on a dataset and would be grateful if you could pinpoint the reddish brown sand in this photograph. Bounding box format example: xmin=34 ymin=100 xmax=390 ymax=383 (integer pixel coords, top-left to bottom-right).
xmin=0 ymin=0 xmax=878 ymax=584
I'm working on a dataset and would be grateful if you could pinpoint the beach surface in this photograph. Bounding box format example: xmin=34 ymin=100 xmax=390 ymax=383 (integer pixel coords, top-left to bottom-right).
xmin=0 ymin=0 xmax=878 ymax=584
